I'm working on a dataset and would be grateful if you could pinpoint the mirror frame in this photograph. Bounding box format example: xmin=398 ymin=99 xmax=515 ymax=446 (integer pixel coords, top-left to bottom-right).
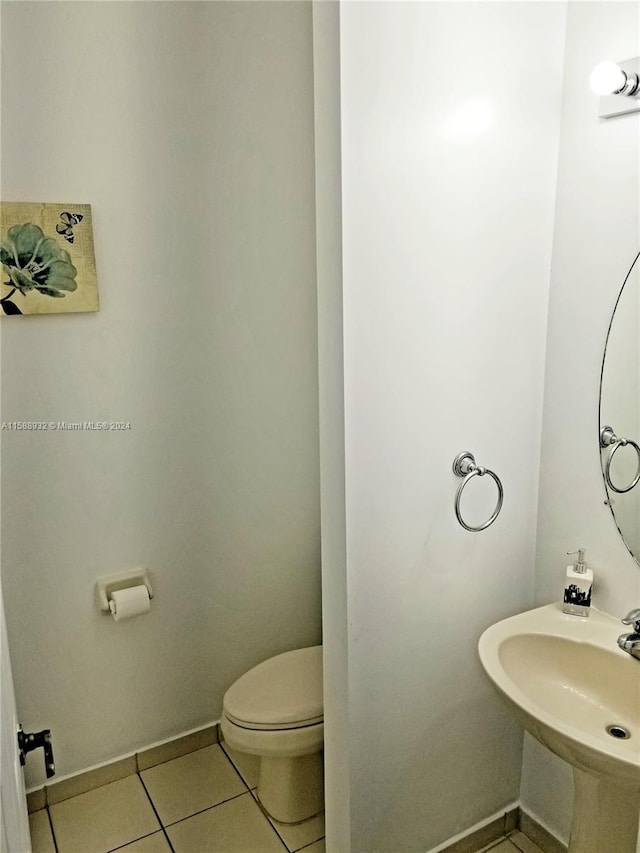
xmin=598 ymin=249 xmax=640 ymax=566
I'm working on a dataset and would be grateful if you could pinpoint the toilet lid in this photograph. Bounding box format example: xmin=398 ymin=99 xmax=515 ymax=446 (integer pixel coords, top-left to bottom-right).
xmin=223 ymin=646 xmax=323 ymax=730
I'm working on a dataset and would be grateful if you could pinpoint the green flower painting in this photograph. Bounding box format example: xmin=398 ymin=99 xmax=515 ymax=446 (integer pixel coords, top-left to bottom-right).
xmin=1 ymin=224 xmax=78 ymax=314
xmin=0 ymin=203 xmax=99 ymax=316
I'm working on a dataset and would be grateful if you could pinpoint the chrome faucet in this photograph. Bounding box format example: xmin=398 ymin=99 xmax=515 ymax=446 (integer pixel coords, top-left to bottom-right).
xmin=617 ymin=609 xmax=640 ymax=660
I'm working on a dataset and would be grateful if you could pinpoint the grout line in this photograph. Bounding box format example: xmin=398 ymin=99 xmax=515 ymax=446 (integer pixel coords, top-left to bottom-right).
xmin=156 ymin=758 xmax=286 ymax=853
xmin=249 ymin=792 xmax=324 ymax=853
xmin=295 ymin=837 xmax=326 ymax=852
xmin=251 ymin=798 xmax=291 ymax=852
xmin=508 ymin=832 xmax=545 ymax=853
xmin=45 ymin=807 xmax=59 ymax=853
xmin=136 ymin=773 xmax=175 ymax=853
xmin=252 ymin=794 xmax=291 ymax=851
xmin=472 ymin=837 xmax=516 ymax=853
xmin=107 ymin=829 xmax=172 ymax=853
xmin=161 ymin=790 xmax=252 ymax=829
xmin=218 ymin=742 xmax=255 ymax=793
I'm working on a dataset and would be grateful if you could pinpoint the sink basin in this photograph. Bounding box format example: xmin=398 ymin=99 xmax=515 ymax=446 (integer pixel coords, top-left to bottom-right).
xmin=479 ymin=603 xmax=640 ymax=853
xmin=479 ymin=603 xmax=640 ymax=786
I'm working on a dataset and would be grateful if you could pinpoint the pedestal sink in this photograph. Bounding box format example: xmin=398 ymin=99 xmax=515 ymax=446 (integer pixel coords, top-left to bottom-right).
xmin=478 ymin=603 xmax=640 ymax=853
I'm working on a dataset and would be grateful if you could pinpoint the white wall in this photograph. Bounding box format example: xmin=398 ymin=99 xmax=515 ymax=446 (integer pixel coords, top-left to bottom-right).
xmin=1 ymin=0 xmax=321 ymax=787
xmin=528 ymin=2 xmax=640 ymax=843
xmin=333 ymin=3 xmax=567 ymax=849
xmin=313 ymin=3 xmax=351 ymax=852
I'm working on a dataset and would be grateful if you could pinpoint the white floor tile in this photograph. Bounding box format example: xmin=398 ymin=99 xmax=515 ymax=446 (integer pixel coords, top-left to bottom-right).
xmin=167 ymin=792 xmax=287 ymax=852
xmin=49 ymin=776 xmax=160 ymax=853
xmin=118 ymin=832 xmax=173 ymax=852
xmin=267 ymin=808 xmax=325 ymax=852
xmin=141 ymin=744 xmax=245 ymax=825
xmin=509 ymin=831 xmax=546 ymax=853
xmin=484 ymin=842 xmax=519 ymax=853
xmin=28 ymin=810 xmax=55 ymax=853
xmin=220 ymin=741 xmax=261 ymax=789
xmin=298 ymin=841 xmax=326 ymax=853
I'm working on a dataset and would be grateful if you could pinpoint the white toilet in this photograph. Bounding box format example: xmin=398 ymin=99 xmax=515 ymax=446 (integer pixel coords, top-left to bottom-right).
xmin=220 ymin=645 xmax=324 ymax=824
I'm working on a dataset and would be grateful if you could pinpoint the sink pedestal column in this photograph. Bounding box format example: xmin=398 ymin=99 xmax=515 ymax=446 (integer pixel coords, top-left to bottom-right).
xmin=569 ymin=767 xmax=640 ymax=853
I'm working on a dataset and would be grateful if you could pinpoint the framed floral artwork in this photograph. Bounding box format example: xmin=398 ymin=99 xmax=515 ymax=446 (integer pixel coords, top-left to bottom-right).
xmin=0 ymin=202 xmax=99 ymax=315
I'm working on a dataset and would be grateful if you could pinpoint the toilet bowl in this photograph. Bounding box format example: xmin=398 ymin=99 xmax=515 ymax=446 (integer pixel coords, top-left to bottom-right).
xmin=220 ymin=645 xmax=324 ymax=824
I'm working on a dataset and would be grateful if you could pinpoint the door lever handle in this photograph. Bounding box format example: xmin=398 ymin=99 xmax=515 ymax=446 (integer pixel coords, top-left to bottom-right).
xmin=17 ymin=725 xmax=55 ymax=778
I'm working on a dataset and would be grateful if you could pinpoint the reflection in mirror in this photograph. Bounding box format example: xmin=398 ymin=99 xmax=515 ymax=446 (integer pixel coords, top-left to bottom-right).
xmin=600 ymin=425 xmax=640 ymax=494
xmin=600 ymin=250 xmax=640 ymax=565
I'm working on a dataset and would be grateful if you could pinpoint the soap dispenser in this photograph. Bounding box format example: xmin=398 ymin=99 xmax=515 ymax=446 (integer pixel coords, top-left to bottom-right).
xmin=562 ymin=548 xmax=593 ymax=617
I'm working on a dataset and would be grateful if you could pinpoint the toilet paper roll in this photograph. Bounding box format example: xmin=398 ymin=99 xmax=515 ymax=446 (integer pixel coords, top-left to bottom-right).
xmin=108 ymin=586 xmax=151 ymax=622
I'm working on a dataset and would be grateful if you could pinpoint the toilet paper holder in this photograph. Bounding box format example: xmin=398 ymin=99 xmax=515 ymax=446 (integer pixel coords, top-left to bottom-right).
xmin=96 ymin=568 xmax=153 ymax=613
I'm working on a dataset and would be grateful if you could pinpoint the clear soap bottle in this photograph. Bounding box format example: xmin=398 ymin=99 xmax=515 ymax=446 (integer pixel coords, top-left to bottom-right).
xmin=562 ymin=548 xmax=593 ymax=617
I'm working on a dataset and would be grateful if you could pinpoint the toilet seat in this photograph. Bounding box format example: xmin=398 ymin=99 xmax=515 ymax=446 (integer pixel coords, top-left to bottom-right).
xmin=221 ymin=714 xmax=324 ymax=758
xmin=223 ymin=710 xmax=323 ymax=731
xmin=223 ymin=646 xmax=323 ymax=731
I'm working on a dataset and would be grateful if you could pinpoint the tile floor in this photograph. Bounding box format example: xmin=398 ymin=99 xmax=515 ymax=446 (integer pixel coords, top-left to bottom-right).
xmin=482 ymin=832 xmax=545 ymax=853
xmin=28 ymin=742 xmax=325 ymax=853
xmin=27 ymin=741 xmax=545 ymax=853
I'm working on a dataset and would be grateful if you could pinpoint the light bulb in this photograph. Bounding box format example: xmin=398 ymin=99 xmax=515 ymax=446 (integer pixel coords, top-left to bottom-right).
xmin=590 ymin=60 xmax=627 ymax=96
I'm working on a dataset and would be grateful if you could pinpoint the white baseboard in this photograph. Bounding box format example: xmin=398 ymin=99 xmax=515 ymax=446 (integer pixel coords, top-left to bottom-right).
xmin=426 ymin=802 xmax=519 ymax=853
xmin=26 ymin=719 xmax=221 ymax=810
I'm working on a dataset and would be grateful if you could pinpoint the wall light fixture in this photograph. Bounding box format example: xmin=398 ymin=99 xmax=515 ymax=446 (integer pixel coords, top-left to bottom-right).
xmin=590 ymin=60 xmax=639 ymax=96
xmin=591 ymin=58 xmax=640 ymax=118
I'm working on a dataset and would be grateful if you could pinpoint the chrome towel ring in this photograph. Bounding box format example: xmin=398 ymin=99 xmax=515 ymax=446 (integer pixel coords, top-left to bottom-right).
xmin=600 ymin=426 xmax=640 ymax=494
xmin=452 ymin=451 xmax=504 ymax=532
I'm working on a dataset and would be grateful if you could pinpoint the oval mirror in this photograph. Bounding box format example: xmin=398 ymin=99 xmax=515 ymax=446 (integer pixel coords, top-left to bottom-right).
xmin=599 ymin=250 xmax=640 ymax=565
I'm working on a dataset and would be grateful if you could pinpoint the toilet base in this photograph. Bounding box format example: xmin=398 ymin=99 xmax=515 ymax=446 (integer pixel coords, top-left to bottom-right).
xmin=257 ymin=750 xmax=324 ymax=824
